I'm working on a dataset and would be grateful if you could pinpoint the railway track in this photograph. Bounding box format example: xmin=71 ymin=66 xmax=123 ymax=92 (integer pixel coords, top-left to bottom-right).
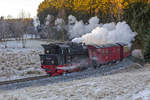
xmin=0 ymin=57 xmax=143 ymax=87
xmin=0 ymin=62 xmax=125 ymax=86
xmin=0 ymin=75 xmax=49 ymax=86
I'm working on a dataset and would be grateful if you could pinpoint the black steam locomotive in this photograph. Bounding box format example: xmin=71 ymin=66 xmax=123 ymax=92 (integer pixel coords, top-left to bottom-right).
xmin=39 ymin=42 xmax=88 ymax=76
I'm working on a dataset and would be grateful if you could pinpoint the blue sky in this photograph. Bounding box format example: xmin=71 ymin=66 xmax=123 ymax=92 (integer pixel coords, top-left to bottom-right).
xmin=0 ymin=0 xmax=44 ymax=18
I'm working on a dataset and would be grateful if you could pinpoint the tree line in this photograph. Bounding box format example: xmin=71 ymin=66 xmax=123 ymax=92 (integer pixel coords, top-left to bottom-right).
xmin=0 ymin=17 xmax=35 ymax=39
xmin=0 ymin=17 xmax=36 ymax=48
xmin=37 ymin=0 xmax=150 ymax=59
xmin=37 ymin=0 xmax=149 ymax=23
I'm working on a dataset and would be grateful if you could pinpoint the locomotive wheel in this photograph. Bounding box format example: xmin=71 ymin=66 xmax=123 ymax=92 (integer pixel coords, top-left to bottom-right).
xmin=98 ymin=64 xmax=102 ymax=67
xmin=48 ymin=72 xmax=52 ymax=76
xmin=63 ymin=72 xmax=67 ymax=76
xmin=113 ymin=61 xmax=116 ymax=63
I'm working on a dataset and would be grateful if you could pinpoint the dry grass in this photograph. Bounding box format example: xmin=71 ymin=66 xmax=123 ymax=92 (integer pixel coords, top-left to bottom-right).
xmin=26 ymin=70 xmax=42 ymax=75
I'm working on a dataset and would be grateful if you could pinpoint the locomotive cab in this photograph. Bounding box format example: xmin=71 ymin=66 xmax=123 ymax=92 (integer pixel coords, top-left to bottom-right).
xmin=40 ymin=43 xmax=73 ymax=69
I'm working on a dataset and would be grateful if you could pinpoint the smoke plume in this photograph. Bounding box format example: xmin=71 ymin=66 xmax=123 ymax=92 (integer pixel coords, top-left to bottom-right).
xmin=33 ymin=16 xmax=40 ymax=29
xmin=69 ymin=16 xmax=137 ymax=46
xmin=68 ymin=15 xmax=102 ymax=39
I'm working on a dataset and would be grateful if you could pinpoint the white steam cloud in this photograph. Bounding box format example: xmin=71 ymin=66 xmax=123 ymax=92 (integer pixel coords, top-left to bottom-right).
xmin=33 ymin=16 xmax=40 ymax=30
xmin=69 ymin=16 xmax=137 ymax=46
xmin=55 ymin=18 xmax=65 ymax=31
xmin=68 ymin=15 xmax=102 ymax=39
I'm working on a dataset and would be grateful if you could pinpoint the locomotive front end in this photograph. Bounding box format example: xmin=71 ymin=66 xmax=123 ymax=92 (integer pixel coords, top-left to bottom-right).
xmin=40 ymin=54 xmax=59 ymax=75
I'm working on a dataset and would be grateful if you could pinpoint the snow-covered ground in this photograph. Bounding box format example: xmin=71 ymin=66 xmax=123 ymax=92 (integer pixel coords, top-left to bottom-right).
xmin=0 ymin=48 xmax=46 ymax=81
xmin=0 ymin=39 xmax=149 ymax=100
xmin=0 ymin=39 xmax=47 ymax=48
xmin=0 ymin=63 xmax=150 ymax=100
xmin=0 ymin=39 xmax=49 ymax=81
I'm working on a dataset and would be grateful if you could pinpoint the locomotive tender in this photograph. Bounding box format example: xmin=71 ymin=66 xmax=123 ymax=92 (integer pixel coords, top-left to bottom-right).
xmin=40 ymin=42 xmax=131 ymax=76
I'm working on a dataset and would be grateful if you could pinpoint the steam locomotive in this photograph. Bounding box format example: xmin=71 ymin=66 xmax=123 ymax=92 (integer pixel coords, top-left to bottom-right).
xmin=40 ymin=42 xmax=131 ymax=76
xmin=39 ymin=42 xmax=88 ymax=76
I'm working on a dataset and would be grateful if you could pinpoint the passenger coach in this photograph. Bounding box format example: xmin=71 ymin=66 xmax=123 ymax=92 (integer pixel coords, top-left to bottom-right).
xmin=88 ymin=43 xmax=131 ymax=68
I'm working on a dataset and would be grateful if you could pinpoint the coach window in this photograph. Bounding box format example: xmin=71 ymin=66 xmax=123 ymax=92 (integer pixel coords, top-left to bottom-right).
xmin=102 ymin=49 xmax=105 ymax=56
xmin=117 ymin=48 xmax=120 ymax=53
xmin=109 ymin=49 xmax=111 ymax=56
xmin=124 ymin=46 xmax=128 ymax=52
xmin=106 ymin=49 xmax=109 ymax=56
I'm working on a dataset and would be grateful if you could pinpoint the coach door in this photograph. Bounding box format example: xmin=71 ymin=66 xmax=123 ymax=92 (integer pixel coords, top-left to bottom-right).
xmin=120 ymin=45 xmax=123 ymax=60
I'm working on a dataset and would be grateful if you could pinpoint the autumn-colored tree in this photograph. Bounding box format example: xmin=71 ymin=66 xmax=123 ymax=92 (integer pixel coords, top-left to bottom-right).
xmin=37 ymin=0 xmax=130 ymax=23
xmin=37 ymin=0 xmax=150 ymax=54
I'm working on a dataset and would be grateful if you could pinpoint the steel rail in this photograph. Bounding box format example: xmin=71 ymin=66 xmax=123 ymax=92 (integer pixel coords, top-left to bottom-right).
xmin=0 ymin=56 xmax=143 ymax=86
xmin=0 ymin=75 xmax=49 ymax=86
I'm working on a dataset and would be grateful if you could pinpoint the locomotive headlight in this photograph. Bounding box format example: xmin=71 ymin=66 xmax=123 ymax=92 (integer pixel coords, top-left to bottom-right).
xmin=46 ymin=50 xmax=50 ymax=54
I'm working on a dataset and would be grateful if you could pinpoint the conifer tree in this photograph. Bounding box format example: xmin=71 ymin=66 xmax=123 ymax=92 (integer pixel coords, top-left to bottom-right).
xmin=144 ymin=29 xmax=150 ymax=60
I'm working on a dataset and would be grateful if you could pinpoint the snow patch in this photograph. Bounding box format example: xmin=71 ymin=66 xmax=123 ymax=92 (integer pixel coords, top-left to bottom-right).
xmin=0 ymin=48 xmax=45 ymax=81
xmin=132 ymin=83 xmax=150 ymax=100
xmin=132 ymin=49 xmax=144 ymax=59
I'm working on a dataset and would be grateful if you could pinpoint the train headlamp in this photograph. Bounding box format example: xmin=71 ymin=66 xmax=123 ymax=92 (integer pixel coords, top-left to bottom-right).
xmin=46 ymin=50 xmax=50 ymax=54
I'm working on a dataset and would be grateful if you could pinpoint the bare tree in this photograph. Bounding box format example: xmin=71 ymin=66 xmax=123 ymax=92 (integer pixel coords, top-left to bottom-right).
xmin=0 ymin=16 xmax=9 ymax=48
xmin=43 ymin=14 xmax=55 ymax=39
xmin=33 ymin=16 xmax=40 ymax=37
xmin=18 ymin=9 xmax=28 ymax=48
